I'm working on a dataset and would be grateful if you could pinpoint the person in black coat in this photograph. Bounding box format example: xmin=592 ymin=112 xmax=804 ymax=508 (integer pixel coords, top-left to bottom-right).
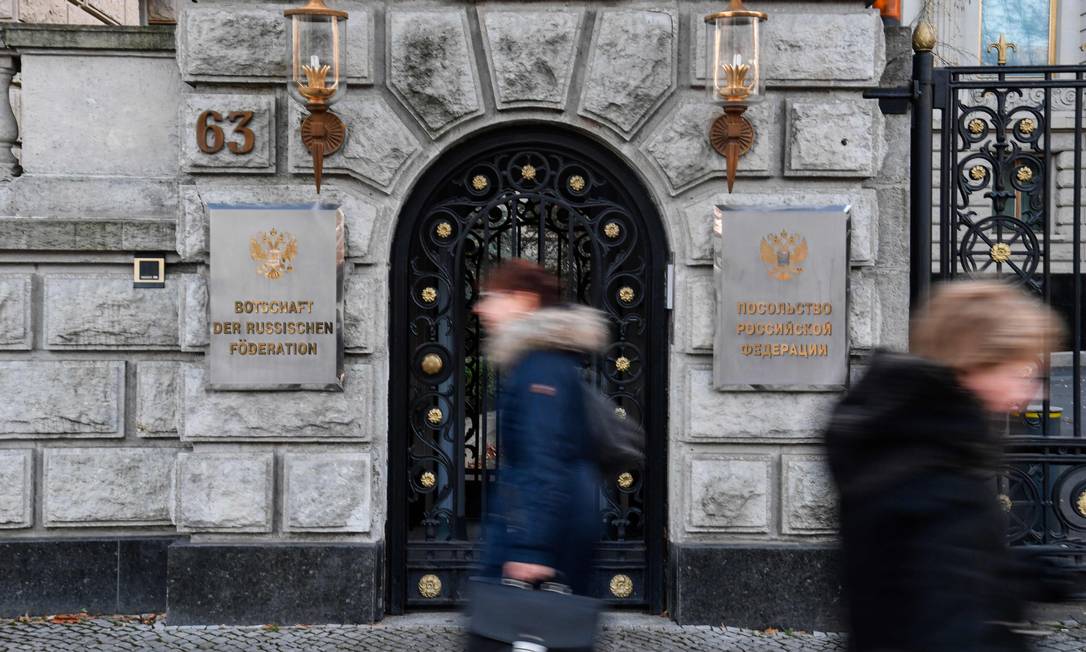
xmin=467 ymin=259 xmax=607 ymax=651
xmin=825 ymin=281 xmax=1070 ymax=652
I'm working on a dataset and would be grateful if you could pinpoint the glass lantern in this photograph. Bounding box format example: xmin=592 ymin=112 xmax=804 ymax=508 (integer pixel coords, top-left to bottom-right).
xmin=705 ymin=1 xmax=767 ymax=104
xmin=285 ymin=0 xmax=348 ymax=109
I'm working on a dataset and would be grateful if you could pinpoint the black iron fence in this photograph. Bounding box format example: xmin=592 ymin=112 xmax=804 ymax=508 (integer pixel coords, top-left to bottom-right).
xmin=882 ymin=56 xmax=1086 ymax=557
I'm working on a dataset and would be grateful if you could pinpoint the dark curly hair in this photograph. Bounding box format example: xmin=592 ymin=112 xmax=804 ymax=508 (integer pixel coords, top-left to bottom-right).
xmin=480 ymin=258 xmax=562 ymax=308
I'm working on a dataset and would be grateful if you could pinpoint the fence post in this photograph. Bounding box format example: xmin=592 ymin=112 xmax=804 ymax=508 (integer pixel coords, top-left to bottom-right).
xmin=910 ymin=23 xmax=936 ymax=311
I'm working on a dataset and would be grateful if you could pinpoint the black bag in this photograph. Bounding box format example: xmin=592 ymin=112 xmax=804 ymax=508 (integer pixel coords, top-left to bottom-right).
xmin=467 ymin=577 xmax=600 ymax=651
xmin=581 ymin=381 xmax=645 ymax=476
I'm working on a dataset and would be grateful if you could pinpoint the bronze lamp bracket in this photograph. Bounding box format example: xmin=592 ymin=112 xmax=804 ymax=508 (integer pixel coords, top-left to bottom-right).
xmin=300 ymin=108 xmax=346 ymax=194
xmin=709 ymin=104 xmax=755 ymax=193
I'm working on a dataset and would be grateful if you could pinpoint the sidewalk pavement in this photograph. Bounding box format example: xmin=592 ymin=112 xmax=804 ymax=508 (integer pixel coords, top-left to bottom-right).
xmin=0 ymin=612 xmax=1085 ymax=651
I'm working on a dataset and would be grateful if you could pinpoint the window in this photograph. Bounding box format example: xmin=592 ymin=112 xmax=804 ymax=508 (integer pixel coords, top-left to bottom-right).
xmin=980 ymin=0 xmax=1055 ymax=65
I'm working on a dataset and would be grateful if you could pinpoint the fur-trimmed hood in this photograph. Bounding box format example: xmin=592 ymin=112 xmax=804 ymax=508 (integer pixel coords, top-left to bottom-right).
xmin=486 ymin=305 xmax=610 ymax=368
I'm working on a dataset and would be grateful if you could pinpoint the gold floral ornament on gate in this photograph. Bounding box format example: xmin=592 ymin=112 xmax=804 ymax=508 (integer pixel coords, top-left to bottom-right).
xmin=610 ymin=574 xmax=634 ymax=599
xmin=705 ymin=0 xmax=768 ymax=193
xmin=420 ymin=287 xmax=438 ymax=304
xmin=604 ymin=222 xmax=621 ymax=239
xmin=998 ymin=494 xmax=1013 ymax=512
xmin=520 ymin=163 xmax=537 ymax=181
xmin=418 ymin=574 xmax=442 ymax=598
xmin=471 ymin=175 xmax=489 ymax=191
xmin=1018 ymin=118 xmax=1037 ymax=135
xmin=421 ymin=353 xmax=444 ymax=375
xmin=1016 ymin=166 xmax=1034 ymax=183
xmin=969 ymin=165 xmax=986 ymax=181
xmin=760 ymin=229 xmax=808 ymax=281
xmin=419 ymin=471 xmax=437 ymax=489
xmin=426 ymin=408 xmax=443 ymax=425
xmin=967 ymin=118 xmax=986 ymax=135
xmin=1076 ymin=491 xmax=1086 ymax=518
xmin=990 ymin=243 xmax=1012 ymax=264
xmin=285 ymin=0 xmax=349 ymax=194
xmin=250 ymin=228 xmax=298 ymax=279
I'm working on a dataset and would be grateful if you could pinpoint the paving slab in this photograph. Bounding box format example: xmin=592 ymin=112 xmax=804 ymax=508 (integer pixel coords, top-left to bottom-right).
xmin=0 ymin=612 xmax=1083 ymax=651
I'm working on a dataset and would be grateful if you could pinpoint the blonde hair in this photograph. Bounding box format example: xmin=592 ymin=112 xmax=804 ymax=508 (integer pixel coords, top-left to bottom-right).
xmin=910 ymin=281 xmax=1066 ymax=372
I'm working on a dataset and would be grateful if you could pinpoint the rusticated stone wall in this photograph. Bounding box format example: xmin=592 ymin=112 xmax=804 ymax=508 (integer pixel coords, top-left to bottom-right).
xmin=0 ymin=0 xmax=910 ymax=591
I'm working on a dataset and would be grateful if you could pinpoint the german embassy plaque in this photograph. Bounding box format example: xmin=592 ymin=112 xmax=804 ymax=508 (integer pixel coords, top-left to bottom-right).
xmin=209 ymin=204 xmax=345 ymax=390
xmin=713 ymin=205 xmax=849 ymax=390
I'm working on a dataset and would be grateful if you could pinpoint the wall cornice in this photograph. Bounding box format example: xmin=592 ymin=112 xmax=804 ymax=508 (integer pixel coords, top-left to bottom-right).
xmin=0 ymin=24 xmax=174 ymax=52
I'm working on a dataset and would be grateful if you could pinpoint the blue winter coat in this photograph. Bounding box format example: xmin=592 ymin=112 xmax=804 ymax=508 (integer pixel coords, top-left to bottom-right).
xmin=480 ymin=347 xmax=603 ymax=595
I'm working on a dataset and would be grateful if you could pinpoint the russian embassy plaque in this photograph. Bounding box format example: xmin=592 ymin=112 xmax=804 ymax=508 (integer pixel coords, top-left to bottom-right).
xmin=209 ymin=205 xmax=345 ymax=390
xmin=713 ymin=205 xmax=849 ymax=390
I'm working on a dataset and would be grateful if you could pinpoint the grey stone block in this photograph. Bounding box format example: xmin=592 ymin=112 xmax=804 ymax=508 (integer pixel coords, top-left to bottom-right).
xmin=692 ymin=10 xmax=883 ymax=87
xmin=181 ymin=274 xmax=208 ymax=350
xmin=284 ymin=452 xmax=371 ymax=533
xmin=4 ymin=175 xmax=177 ymax=220
xmin=176 ymin=452 xmax=273 ymax=533
xmin=0 ymin=361 xmax=124 ymax=438
xmin=685 ymin=452 xmax=771 ymax=533
xmin=43 ymin=448 xmax=176 ymax=526
xmin=43 ymin=274 xmax=180 ymax=350
xmin=179 ymin=363 xmax=373 ymax=441
xmin=781 ymin=454 xmax=837 ymax=534
xmin=136 ymin=361 xmax=180 ymax=438
xmin=786 ymin=100 xmax=882 ymax=177
xmin=180 ymin=94 xmax=276 ymax=174
xmin=0 ymin=450 xmax=32 ymax=528
xmin=848 ymin=270 xmax=880 ymax=351
xmin=875 ymin=186 xmax=909 ymax=268
xmin=177 ymin=183 xmax=382 ymax=262
xmin=643 ymin=97 xmax=772 ymax=195
xmin=579 ymin=9 xmax=676 ymax=139
xmin=387 ymin=9 xmax=483 ymax=136
xmin=178 ymin=3 xmax=373 ymax=84
xmin=0 ymin=217 xmax=176 ymax=252
xmin=681 ymin=189 xmax=878 ymax=266
xmin=21 ymin=53 xmax=182 ymax=176
xmin=344 ymin=273 xmax=381 ymax=353
xmin=0 ymin=274 xmax=31 ymax=350
xmin=684 ymin=367 xmax=836 ymax=441
xmin=685 ymin=270 xmax=715 ymax=353
xmin=479 ymin=9 xmax=584 ymax=110
xmin=287 ymin=96 xmax=421 ymax=192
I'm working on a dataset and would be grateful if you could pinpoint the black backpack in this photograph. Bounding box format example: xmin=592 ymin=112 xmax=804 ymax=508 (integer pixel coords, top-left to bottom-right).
xmin=581 ymin=381 xmax=645 ymax=476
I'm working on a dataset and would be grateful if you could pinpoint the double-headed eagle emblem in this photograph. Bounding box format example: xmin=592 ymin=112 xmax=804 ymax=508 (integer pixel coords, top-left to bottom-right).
xmin=760 ymin=229 xmax=808 ymax=281
xmin=250 ymin=228 xmax=298 ymax=280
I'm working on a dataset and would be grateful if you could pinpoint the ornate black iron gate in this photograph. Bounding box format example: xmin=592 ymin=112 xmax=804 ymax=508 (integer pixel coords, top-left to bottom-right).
xmin=883 ymin=49 xmax=1086 ymax=561
xmin=387 ymin=126 xmax=668 ymax=613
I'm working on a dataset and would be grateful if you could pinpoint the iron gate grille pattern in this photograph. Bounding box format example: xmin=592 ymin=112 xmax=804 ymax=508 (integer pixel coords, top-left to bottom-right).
xmin=931 ymin=64 xmax=1086 ymax=555
xmin=388 ymin=129 xmax=667 ymax=613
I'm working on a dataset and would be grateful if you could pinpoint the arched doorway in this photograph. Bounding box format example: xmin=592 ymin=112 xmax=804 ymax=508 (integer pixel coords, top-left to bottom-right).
xmin=387 ymin=126 xmax=669 ymax=613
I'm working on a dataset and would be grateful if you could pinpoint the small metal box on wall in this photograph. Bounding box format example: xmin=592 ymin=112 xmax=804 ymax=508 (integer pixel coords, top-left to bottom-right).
xmin=713 ymin=205 xmax=850 ymax=390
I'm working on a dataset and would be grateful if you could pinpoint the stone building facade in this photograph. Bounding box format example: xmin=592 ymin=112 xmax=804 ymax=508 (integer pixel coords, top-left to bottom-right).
xmin=0 ymin=0 xmax=910 ymax=629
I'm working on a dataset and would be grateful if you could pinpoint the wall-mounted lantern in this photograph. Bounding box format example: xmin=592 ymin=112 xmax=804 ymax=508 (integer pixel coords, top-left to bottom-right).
xmin=285 ymin=0 xmax=348 ymax=194
xmin=705 ymin=0 xmax=768 ymax=193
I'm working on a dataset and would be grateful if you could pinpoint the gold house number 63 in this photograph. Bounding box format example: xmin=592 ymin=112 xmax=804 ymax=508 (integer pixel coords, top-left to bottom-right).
xmin=196 ymin=110 xmax=255 ymax=155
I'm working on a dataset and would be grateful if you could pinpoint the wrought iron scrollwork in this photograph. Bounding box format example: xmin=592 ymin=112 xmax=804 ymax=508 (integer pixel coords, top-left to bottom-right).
xmin=402 ymin=142 xmax=653 ymax=551
xmin=951 ymin=85 xmax=1045 ymax=287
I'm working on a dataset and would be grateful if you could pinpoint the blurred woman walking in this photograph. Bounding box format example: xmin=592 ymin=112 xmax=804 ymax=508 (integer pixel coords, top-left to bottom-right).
xmin=466 ymin=259 xmax=607 ymax=652
xmin=825 ymin=281 xmax=1071 ymax=652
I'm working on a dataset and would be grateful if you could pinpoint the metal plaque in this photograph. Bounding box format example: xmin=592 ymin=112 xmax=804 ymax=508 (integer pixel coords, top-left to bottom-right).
xmin=713 ymin=205 xmax=849 ymax=390
xmin=208 ymin=204 xmax=345 ymax=390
